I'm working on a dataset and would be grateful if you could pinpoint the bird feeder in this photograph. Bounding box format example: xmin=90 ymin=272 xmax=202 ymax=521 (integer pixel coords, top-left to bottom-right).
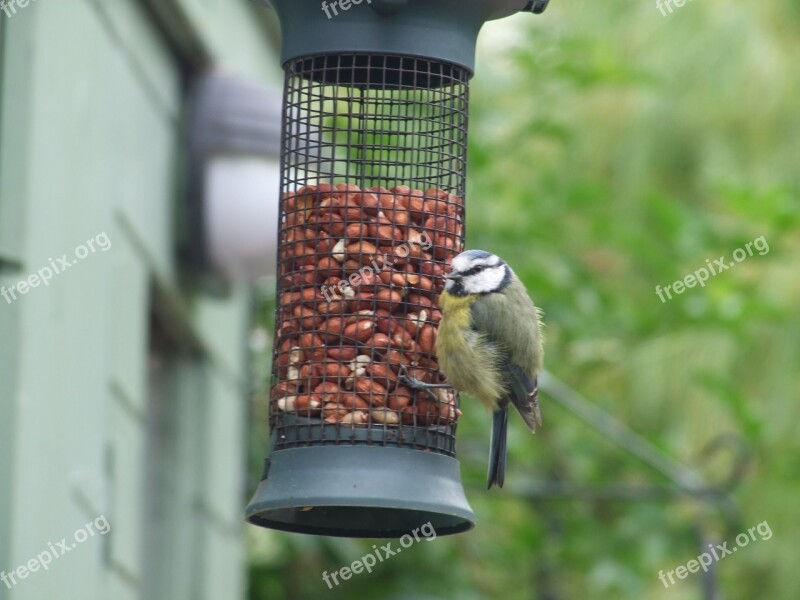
xmin=247 ymin=0 xmax=551 ymax=537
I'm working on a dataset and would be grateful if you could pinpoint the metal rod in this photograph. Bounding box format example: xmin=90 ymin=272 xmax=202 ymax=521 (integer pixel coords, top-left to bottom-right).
xmin=539 ymin=370 xmax=708 ymax=491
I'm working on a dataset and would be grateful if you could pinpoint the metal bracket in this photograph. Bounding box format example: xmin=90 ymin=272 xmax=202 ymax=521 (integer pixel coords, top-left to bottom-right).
xmin=524 ymin=0 xmax=551 ymax=14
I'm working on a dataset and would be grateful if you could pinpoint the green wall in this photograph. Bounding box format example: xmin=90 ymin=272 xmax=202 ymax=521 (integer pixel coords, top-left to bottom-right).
xmin=0 ymin=1 xmax=280 ymax=598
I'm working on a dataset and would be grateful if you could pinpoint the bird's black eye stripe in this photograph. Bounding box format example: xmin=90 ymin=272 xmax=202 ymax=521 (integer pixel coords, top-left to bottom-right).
xmin=460 ymin=264 xmax=487 ymax=277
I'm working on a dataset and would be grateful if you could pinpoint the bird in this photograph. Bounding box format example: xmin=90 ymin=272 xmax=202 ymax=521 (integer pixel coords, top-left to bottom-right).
xmin=405 ymin=250 xmax=544 ymax=489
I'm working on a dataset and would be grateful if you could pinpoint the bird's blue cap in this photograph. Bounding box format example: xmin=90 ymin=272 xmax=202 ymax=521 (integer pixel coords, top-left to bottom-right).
xmin=457 ymin=249 xmax=496 ymax=262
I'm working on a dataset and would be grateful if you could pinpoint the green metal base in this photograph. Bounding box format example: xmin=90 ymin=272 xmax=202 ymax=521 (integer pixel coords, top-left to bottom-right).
xmin=246 ymin=445 xmax=475 ymax=538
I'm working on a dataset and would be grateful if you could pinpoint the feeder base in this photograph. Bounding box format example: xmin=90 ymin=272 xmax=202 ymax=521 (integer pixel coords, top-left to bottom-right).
xmin=246 ymin=445 xmax=475 ymax=538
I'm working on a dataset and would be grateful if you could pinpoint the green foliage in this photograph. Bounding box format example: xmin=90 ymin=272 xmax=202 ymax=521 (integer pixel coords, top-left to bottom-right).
xmin=248 ymin=1 xmax=799 ymax=598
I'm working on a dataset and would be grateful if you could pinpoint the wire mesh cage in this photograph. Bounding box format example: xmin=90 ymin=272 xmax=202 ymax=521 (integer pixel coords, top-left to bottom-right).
xmin=247 ymin=53 xmax=474 ymax=537
xmin=272 ymin=54 xmax=468 ymax=453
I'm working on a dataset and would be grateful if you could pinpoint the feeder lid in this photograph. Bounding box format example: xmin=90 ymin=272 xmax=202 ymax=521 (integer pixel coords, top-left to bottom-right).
xmin=256 ymin=0 xmax=552 ymax=77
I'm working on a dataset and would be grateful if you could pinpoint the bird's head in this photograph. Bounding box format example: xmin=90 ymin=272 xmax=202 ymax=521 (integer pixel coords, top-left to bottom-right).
xmin=444 ymin=250 xmax=512 ymax=297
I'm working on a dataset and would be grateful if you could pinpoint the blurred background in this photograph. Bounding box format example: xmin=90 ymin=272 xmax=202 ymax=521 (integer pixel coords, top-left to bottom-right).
xmin=1 ymin=1 xmax=798 ymax=599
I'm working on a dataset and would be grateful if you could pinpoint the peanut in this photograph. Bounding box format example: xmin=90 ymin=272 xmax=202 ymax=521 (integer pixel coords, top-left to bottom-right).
xmin=272 ymin=183 xmax=463 ymax=429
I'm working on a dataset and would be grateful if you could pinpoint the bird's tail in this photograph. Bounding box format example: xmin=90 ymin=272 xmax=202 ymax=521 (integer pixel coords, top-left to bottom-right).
xmin=487 ymin=406 xmax=509 ymax=489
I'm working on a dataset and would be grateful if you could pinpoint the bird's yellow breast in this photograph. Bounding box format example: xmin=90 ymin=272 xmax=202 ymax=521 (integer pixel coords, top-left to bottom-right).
xmin=436 ymin=291 xmax=504 ymax=408
xmin=438 ymin=291 xmax=476 ymax=331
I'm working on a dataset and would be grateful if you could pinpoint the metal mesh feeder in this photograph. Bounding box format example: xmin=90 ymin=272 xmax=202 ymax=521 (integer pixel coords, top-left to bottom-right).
xmin=247 ymin=0 xmax=552 ymax=538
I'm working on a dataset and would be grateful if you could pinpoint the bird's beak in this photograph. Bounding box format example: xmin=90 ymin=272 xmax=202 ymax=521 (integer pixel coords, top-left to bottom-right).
xmin=444 ymin=274 xmax=461 ymax=291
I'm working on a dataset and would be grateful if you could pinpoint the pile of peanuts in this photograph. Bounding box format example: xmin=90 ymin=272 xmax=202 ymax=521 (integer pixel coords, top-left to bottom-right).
xmin=272 ymin=182 xmax=464 ymax=428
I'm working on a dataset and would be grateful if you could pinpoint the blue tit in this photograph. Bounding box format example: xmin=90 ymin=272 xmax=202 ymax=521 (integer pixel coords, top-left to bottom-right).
xmin=436 ymin=250 xmax=544 ymax=489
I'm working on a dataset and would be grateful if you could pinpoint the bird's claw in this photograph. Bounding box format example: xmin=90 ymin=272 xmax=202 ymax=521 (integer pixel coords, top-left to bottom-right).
xmin=533 ymin=400 xmax=542 ymax=428
xmin=398 ymin=364 xmax=447 ymax=403
xmin=530 ymin=389 xmax=543 ymax=428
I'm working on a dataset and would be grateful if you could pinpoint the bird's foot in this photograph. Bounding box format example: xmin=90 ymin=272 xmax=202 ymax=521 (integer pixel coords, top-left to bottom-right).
xmin=398 ymin=364 xmax=451 ymax=403
xmin=529 ymin=389 xmax=543 ymax=428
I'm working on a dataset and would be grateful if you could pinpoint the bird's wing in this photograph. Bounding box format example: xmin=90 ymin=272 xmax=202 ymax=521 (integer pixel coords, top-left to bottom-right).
xmin=469 ymin=292 xmax=542 ymax=432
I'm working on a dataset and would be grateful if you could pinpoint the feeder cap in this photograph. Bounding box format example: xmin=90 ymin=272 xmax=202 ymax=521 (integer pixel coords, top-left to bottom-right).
xmin=256 ymin=0 xmax=551 ymax=76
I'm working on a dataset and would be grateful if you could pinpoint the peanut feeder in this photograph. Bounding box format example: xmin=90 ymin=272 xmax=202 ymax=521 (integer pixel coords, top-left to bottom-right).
xmin=246 ymin=0 xmax=552 ymax=538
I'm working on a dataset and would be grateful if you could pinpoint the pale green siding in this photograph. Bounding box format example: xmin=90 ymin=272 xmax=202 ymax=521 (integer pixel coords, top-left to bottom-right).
xmin=0 ymin=1 xmax=279 ymax=598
